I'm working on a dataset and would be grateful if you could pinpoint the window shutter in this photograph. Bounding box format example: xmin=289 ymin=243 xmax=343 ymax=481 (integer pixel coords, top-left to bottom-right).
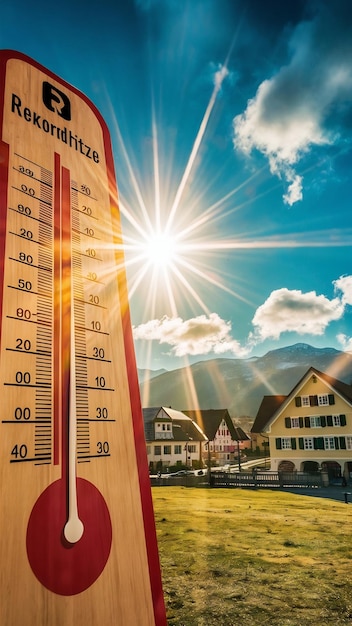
xmin=299 ymin=437 xmax=304 ymax=449
xmin=313 ymin=438 xmax=318 ymax=450
xmin=291 ymin=438 xmax=297 ymax=450
xmin=327 ymin=415 xmax=333 ymax=427
xmin=295 ymin=397 xmax=302 ymax=407
xmin=316 ymin=437 xmax=324 ymax=450
xmin=340 ymin=437 xmax=347 ymax=450
xmin=328 ymin=394 xmax=335 ymax=405
xmin=312 ymin=395 xmax=318 ymax=406
xmin=334 ymin=437 xmax=339 ymax=450
xmin=285 ymin=417 xmax=291 ymax=429
xmin=304 ymin=416 xmax=310 ymax=428
xmin=340 ymin=414 xmax=346 ymax=426
xmin=276 ymin=438 xmax=282 ymax=450
xmin=320 ymin=415 xmax=326 ymax=427
xmin=299 ymin=417 xmax=304 ymax=428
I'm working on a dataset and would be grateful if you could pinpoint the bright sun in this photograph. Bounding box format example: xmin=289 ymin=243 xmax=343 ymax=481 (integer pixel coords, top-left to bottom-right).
xmin=143 ymin=231 xmax=178 ymax=269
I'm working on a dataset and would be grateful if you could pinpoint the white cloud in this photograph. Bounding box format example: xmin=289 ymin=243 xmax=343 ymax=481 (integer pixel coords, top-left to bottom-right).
xmin=233 ymin=1 xmax=352 ymax=204
xmin=133 ymin=313 xmax=249 ymax=357
xmin=334 ymin=275 xmax=352 ymax=305
xmin=134 ymin=276 xmax=352 ymax=359
xmin=282 ymin=172 xmax=303 ymax=206
xmin=337 ymin=333 xmax=352 ymax=352
xmin=212 ymin=63 xmax=229 ymax=91
xmin=251 ymin=287 xmax=344 ymax=341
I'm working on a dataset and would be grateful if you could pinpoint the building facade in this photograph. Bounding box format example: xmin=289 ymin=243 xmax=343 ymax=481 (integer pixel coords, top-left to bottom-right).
xmin=184 ymin=409 xmax=250 ymax=466
xmin=143 ymin=407 xmax=208 ymax=472
xmin=252 ymin=367 xmax=352 ymax=481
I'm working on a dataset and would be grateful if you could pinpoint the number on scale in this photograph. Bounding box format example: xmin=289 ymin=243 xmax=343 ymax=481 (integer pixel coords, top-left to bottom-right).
xmin=11 ymin=444 xmax=28 ymax=459
xmin=19 ymin=252 xmax=33 ymax=264
xmin=20 ymin=184 xmax=35 ymax=196
xmin=18 ymin=279 xmax=32 ymax=291
xmin=14 ymin=407 xmax=31 ymax=420
xmin=96 ymin=407 xmax=108 ymax=419
xmin=16 ymin=371 xmax=31 ymax=384
xmin=97 ymin=441 xmax=109 ymax=454
xmin=16 ymin=308 xmax=32 ymax=319
xmin=16 ymin=338 xmax=31 ymax=351
xmin=17 ymin=203 xmax=31 ymax=215
xmin=19 ymin=165 xmax=34 ymax=177
xmin=19 ymin=228 xmax=33 ymax=239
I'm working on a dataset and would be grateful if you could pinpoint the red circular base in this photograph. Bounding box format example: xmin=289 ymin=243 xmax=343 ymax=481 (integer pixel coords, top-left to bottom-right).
xmin=26 ymin=478 xmax=112 ymax=595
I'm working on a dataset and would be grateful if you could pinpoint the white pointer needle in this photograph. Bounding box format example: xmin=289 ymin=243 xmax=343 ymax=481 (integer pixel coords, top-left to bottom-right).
xmin=63 ymin=299 xmax=84 ymax=544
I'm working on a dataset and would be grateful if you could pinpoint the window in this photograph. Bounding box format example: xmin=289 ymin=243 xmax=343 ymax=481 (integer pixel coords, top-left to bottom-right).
xmin=291 ymin=417 xmax=300 ymax=428
xmin=302 ymin=396 xmax=310 ymax=407
xmin=318 ymin=394 xmax=329 ymax=406
xmin=310 ymin=416 xmax=321 ymax=428
xmin=154 ymin=445 xmax=161 ymax=455
xmin=333 ymin=415 xmax=341 ymax=427
xmin=174 ymin=445 xmax=182 ymax=455
xmin=346 ymin=437 xmax=352 ymax=450
xmin=163 ymin=445 xmax=171 ymax=455
xmin=282 ymin=437 xmax=292 ymax=449
xmin=324 ymin=437 xmax=335 ymax=450
xmin=188 ymin=444 xmax=196 ymax=453
xmin=146 ymin=446 xmax=151 ymax=454
xmin=304 ymin=438 xmax=314 ymax=450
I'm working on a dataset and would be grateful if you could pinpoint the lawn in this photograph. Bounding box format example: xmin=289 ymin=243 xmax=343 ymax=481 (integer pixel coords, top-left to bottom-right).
xmin=152 ymin=486 xmax=352 ymax=626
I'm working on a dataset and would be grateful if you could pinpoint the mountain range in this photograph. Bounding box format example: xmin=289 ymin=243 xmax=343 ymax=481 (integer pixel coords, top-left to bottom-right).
xmin=138 ymin=343 xmax=352 ymax=426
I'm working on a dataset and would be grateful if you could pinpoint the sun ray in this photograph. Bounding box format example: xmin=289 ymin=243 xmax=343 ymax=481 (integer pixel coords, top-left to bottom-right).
xmin=176 ymin=256 xmax=251 ymax=303
xmin=119 ymin=200 xmax=153 ymax=240
xmin=176 ymin=166 xmax=266 ymax=240
xmin=163 ymin=267 xmax=179 ymax=318
xmin=169 ymin=264 xmax=211 ymax=315
xmin=125 ymin=261 xmax=152 ymax=299
xmin=166 ymin=64 xmax=231 ymax=230
xmin=151 ymin=101 xmax=161 ymax=232
xmin=108 ymin=114 xmax=154 ymax=235
xmin=181 ymin=357 xmax=202 ymax=412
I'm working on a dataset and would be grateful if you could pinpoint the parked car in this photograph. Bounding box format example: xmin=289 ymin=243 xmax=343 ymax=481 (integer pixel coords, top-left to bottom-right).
xmin=169 ymin=470 xmax=193 ymax=476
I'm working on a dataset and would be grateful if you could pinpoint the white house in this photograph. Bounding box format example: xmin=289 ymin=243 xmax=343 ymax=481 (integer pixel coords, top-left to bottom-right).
xmin=252 ymin=367 xmax=352 ymax=482
xmin=143 ymin=407 xmax=208 ymax=472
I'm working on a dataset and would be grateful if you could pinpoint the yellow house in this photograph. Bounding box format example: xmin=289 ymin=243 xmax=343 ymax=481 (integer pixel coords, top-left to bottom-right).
xmin=252 ymin=367 xmax=352 ymax=482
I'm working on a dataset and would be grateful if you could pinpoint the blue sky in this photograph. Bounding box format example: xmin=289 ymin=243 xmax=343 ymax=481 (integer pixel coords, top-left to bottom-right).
xmin=2 ymin=0 xmax=352 ymax=370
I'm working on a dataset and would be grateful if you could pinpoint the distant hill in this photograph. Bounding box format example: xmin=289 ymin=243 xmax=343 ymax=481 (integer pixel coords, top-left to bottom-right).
xmin=138 ymin=343 xmax=352 ymax=421
xmin=137 ymin=367 xmax=168 ymax=383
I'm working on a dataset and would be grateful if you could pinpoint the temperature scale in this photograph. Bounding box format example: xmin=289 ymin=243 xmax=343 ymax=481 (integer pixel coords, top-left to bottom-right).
xmin=0 ymin=50 xmax=166 ymax=625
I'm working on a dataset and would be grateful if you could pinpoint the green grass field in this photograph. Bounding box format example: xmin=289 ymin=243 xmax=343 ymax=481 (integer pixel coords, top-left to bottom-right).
xmin=152 ymin=486 xmax=352 ymax=626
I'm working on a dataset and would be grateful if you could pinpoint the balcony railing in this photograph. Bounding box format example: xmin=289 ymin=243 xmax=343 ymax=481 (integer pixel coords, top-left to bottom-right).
xmin=154 ymin=432 xmax=173 ymax=440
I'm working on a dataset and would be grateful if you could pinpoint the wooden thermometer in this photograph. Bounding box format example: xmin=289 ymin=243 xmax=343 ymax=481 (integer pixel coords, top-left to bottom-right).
xmin=0 ymin=50 xmax=166 ymax=625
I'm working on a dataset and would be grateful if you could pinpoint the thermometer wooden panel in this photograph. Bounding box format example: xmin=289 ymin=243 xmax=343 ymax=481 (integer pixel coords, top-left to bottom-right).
xmin=0 ymin=50 xmax=166 ymax=625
